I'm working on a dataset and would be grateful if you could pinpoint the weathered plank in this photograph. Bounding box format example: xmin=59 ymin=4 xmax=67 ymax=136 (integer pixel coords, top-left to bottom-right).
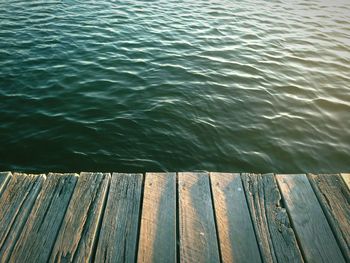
xmin=341 ymin=173 xmax=350 ymax=190
xmin=276 ymin=174 xmax=345 ymax=263
xmin=95 ymin=173 xmax=143 ymax=263
xmin=241 ymin=173 xmax=303 ymax=263
xmin=137 ymin=172 xmax=176 ymax=263
xmin=50 ymin=172 xmax=111 ymax=263
xmin=10 ymin=173 xmax=78 ymax=263
xmin=0 ymin=173 xmax=45 ymax=262
xmin=0 ymin=172 xmax=12 ymax=196
xmin=210 ymin=173 xmax=262 ymax=263
xmin=178 ymin=172 xmax=220 ymax=263
xmin=308 ymin=174 xmax=350 ymax=260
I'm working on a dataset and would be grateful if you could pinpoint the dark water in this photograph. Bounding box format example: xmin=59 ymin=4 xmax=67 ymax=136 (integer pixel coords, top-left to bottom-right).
xmin=1 ymin=0 xmax=349 ymax=173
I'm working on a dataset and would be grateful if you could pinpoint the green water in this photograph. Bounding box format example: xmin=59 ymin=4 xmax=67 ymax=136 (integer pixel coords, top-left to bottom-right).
xmin=0 ymin=0 xmax=349 ymax=173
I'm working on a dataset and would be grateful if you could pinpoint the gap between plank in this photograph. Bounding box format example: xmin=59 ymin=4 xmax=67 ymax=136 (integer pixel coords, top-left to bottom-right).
xmin=208 ymin=173 xmax=223 ymax=263
xmin=176 ymin=173 xmax=180 ymax=263
xmin=134 ymin=173 xmax=146 ymax=263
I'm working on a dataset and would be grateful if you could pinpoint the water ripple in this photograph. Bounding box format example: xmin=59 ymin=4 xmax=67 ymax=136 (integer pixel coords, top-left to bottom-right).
xmin=0 ymin=0 xmax=349 ymax=172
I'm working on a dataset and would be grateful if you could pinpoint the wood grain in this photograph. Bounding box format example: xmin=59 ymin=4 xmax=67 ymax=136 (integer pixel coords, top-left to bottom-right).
xmin=50 ymin=172 xmax=110 ymax=263
xmin=242 ymin=173 xmax=303 ymax=263
xmin=10 ymin=173 xmax=78 ymax=263
xmin=0 ymin=172 xmax=12 ymax=196
xmin=210 ymin=173 xmax=262 ymax=263
xmin=308 ymin=174 xmax=350 ymax=260
xmin=0 ymin=172 xmax=348 ymax=263
xmin=341 ymin=173 xmax=350 ymax=190
xmin=178 ymin=172 xmax=220 ymax=263
xmin=0 ymin=173 xmax=45 ymax=262
xmin=137 ymin=172 xmax=176 ymax=263
xmin=95 ymin=173 xmax=143 ymax=263
xmin=276 ymin=174 xmax=345 ymax=263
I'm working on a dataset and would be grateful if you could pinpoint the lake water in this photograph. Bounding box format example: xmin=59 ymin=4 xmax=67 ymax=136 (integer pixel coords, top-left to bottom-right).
xmin=0 ymin=0 xmax=349 ymax=173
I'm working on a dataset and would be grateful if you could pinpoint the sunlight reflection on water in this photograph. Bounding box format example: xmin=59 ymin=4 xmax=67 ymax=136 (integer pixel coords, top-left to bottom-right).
xmin=0 ymin=0 xmax=349 ymax=172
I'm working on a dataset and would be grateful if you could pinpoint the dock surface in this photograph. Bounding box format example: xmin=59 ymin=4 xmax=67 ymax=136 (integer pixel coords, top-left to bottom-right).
xmin=0 ymin=172 xmax=349 ymax=263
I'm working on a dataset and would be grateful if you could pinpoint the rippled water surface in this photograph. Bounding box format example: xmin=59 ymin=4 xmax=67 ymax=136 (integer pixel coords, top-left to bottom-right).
xmin=1 ymin=0 xmax=349 ymax=172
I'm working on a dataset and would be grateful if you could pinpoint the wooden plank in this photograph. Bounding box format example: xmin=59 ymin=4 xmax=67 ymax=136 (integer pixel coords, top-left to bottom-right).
xmin=308 ymin=174 xmax=350 ymax=260
xmin=178 ymin=172 xmax=220 ymax=263
xmin=95 ymin=173 xmax=143 ymax=263
xmin=10 ymin=173 xmax=78 ymax=263
xmin=137 ymin=172 xmax=176 ymax=263
xmin=210 ymin=172 xmax=262 ymax=263
xmin=341 ymin=173 xmax=350 ymax=190
xmin=241 ymin=173 xmax=303 ymax=263
xmin=276 ymin=174 xmax=345 ymax=263
xmin=0 ymin=173 xmax=45 ymax=262
xmin=50 ymin=172 xmax=111 ymax=263
xmin=0 ymin=172 xmax=12 ymax=196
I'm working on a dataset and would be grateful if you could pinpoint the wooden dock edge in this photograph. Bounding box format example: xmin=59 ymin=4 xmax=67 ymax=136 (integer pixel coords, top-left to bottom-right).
xmin=0 ymin=172 xmax=348 ymax=263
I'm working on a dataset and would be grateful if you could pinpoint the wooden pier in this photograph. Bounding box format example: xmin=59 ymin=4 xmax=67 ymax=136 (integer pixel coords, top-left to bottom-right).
xmin=0 ymin=172 xmax=349 ymax=263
